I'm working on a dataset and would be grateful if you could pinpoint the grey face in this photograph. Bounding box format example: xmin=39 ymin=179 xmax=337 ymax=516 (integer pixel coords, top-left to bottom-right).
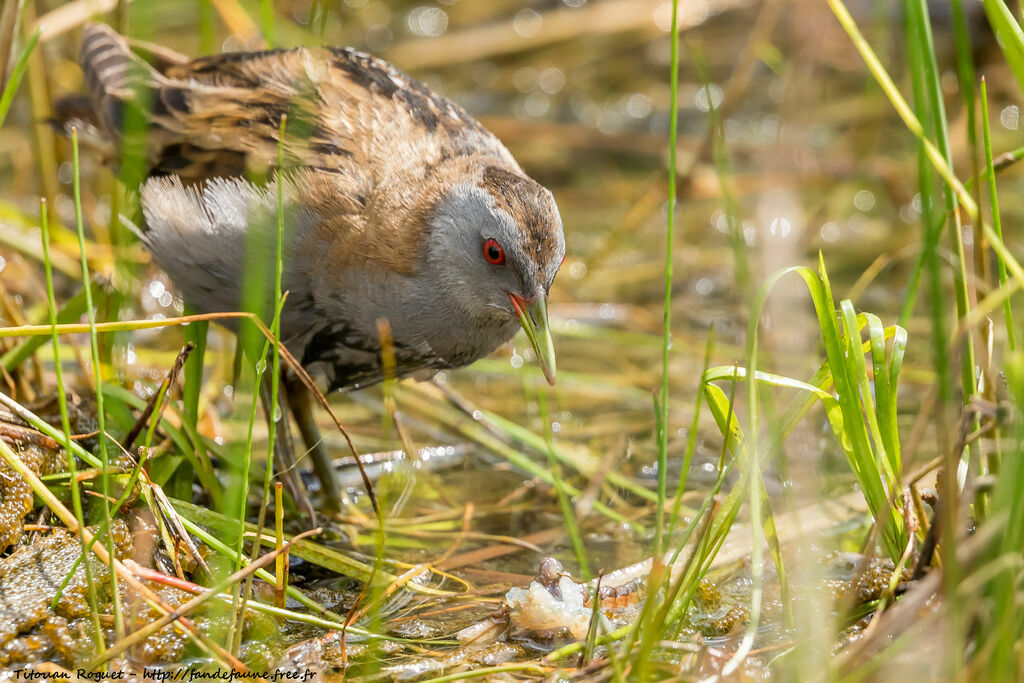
xmin=427 ymin=182 xmax=565 ymax=319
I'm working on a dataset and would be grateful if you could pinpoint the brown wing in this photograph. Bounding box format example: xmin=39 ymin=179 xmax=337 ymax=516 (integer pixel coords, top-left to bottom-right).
xmin=79 ymin=24 xmax=515 ymax=187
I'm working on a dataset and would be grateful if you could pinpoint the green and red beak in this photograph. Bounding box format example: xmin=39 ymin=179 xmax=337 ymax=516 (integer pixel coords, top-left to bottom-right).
xmin=509 ymin=293 xmax=556 ymax=385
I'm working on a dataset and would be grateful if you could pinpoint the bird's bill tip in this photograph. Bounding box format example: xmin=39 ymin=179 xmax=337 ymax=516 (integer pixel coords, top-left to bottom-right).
xmin=509 ymin=293 xmax=556 ymax=385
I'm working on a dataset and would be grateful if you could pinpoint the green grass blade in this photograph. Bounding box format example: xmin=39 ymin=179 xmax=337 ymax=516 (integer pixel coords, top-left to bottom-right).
xmin=39 ymin=198 xmax=104 ymax=650
xmin=261 ymin=0 xmax=275 ymax=47
xmin=656 ymin=0 xmax=681 ymax=558
xmin=826 ymin=0 xmax=977 ymax=220
xmin=980 ymin=78 xmax=1016 ymax=350
xmin=71 ymin=128 xmax=124 ymax=641
xmin=667 ymin=326 xmax=714 ymax=540
xmin=840 ymin=302 xmax=893 ymax=487
xmin=172 ymin=499 xmax=454 ymax=596
xmin=868 ymin=313 xmax=904 ymax=483
xmin=100 ymin=384 xmax=222 ymax=499
xmin=175 ymin=315 xmax=208 ymax=499
xmin=906 ymin=0 xmax=976 ymax=411
xmin=0 ymin=26 xmax=40 ymax=129
xmin=701 ymin=261 xmax=904 ymax=560
xmin=982 ymin=0 xmax=1024 ymax=96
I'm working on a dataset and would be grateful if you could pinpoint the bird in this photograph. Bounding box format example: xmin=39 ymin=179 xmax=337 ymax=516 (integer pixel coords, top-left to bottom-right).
xmin=68 ymin=24 xmax=565 ymax=515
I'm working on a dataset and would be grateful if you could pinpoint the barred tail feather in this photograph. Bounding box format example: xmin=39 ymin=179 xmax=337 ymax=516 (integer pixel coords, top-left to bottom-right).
xmin=80 ymin=23 xmax=140 ymax=135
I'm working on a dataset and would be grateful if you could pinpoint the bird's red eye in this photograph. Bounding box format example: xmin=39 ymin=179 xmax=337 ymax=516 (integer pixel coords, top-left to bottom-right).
xmin=483 ymin=238 xmax=505 ymax=265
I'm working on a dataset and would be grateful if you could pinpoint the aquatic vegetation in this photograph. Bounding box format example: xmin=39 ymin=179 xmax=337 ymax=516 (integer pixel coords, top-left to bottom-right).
xmin=0 ymin=0 xmax=1021 ymax=679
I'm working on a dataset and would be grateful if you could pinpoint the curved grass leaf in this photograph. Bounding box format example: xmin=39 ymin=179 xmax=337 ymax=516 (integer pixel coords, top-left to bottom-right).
xmin=0 ymin=26 xmax=40 ymax=129
xmin=982 ymin=0 xmax=1024 ymax=97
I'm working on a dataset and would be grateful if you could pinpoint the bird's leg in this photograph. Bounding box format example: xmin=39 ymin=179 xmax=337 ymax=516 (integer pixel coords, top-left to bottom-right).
xmin=284 ymin=372 xmax=342 ymax=512
xmin=259 ymin=374 xmax=318 ymax=525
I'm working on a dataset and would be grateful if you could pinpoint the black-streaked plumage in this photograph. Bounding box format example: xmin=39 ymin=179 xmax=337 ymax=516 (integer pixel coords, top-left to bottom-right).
xmin=72 ymin=24 xmax=565 ymax=515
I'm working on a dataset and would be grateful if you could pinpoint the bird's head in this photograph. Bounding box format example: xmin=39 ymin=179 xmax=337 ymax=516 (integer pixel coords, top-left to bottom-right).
xmin=426 ymin=163 xmax=565 ymax=384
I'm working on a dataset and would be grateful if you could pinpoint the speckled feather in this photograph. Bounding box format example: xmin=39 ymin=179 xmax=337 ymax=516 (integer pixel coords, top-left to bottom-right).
xmin=77 ymin=24 xmax=564 ymax=391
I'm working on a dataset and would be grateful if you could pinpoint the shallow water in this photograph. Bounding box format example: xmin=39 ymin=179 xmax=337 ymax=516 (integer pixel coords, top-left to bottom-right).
xmin=0 ymin=0 xmax=1018 ymax=676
